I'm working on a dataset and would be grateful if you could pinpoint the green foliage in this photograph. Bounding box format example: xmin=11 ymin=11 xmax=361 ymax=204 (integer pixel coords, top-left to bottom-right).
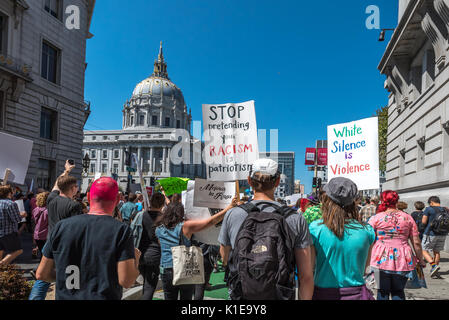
xmin=0 ymin=264 xmax=33 ymax=300
xmin=375 ymin=106 xmax=388 ymax=174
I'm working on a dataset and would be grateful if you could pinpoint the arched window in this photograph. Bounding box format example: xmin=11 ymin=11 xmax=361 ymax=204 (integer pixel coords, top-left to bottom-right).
xmin=130 ymin=116 xmax=134 ymax=126
xmin=139 ymin=114 xmax=145 ymax=126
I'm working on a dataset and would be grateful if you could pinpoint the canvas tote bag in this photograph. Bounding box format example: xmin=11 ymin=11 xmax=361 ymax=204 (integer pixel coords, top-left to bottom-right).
xmin=171 ymin=227 xmax=205 ymax=286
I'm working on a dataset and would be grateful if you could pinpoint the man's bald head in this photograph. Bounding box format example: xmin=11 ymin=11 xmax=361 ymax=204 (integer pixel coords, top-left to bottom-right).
xmin=88 ymin=177 xmax=119 ymax=214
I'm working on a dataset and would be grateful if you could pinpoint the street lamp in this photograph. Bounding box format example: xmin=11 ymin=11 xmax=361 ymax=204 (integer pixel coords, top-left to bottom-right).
xmin=82 ymin=153 xmax=91 ymax=176
xmin=378 ymin=28 xmax=395 ymax=42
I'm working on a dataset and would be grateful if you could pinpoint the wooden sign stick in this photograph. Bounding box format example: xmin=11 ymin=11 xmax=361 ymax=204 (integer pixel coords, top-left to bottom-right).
xmin=235 ymin=180 xmax=240 ymax=202
xmin=2 ymin=169 xmax=11 ymax=186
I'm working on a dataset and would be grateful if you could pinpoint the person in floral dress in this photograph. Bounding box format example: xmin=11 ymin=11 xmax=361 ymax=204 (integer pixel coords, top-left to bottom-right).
xmin=369 ymin=190 xmax=426 ymax=300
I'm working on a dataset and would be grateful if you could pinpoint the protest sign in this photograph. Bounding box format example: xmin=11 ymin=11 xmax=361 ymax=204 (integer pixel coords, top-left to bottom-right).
xmin=202 ymin=100 xmax=259 ymax=181
xmin=15 ymin=200 xmax=26 ymax=223
xmin=183 ymin=180 xmax=221 ymax=245
xmin=0 ymin=132 xmax=33 ymax=185
xmin=327 ymin=117 xmax=379 ymax=190
xmin=193 ymin=178 xmax=235 ymax=209
xmin=157 ymin=177 xmax=189 ymax=196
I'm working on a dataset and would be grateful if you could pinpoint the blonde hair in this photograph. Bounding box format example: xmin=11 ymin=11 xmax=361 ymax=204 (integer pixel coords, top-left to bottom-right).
xmin=36 ymin=192 xmax=50 ymax=208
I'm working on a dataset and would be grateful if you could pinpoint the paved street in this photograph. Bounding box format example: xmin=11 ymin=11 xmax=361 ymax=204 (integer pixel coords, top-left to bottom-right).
xmin=13 ymin=232 xmax=448 ymax=300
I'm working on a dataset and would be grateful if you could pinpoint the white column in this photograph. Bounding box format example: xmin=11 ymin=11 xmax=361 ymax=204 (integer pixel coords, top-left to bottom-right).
xmin=149 ymin=147 xmax=153 ymax=172
xmin=108 ymin=149 xmax=113 ymax=175
xmin=162 ymin=147 xmax=167 ymax=173
xmin=160 ymin=107 xmax=163 ymax=126
xmin=96 ymin=148 xmax=100 ymax=175
xmin=119 ymin=148 xmax=124 ymax=173
xmin=166 ymin=147 xmax=171 ymax=174
xmin=137 ymin=146 xmax=142 ymax=175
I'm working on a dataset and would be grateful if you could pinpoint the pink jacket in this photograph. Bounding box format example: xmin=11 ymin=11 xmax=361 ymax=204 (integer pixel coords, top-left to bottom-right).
xmin=32 ymin=207 xmax=48 ymax=241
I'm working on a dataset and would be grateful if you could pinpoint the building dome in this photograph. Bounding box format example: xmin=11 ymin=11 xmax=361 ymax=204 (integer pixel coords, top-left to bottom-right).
xmin=123 ymin=42 xmax=191 ymax=131
xmin=132 ymin=76 xmax=185 ymax=108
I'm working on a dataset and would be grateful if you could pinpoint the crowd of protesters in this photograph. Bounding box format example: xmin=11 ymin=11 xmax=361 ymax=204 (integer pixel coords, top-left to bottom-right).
xmin=0 ymin=158 xmax=448 ymax=301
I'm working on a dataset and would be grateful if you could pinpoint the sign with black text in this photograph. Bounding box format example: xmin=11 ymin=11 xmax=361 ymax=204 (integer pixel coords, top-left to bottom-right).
xmin=202 ymin=100 xmax=259 ymax=181
xmin=193 ymin=178 xmax=236 ymax=209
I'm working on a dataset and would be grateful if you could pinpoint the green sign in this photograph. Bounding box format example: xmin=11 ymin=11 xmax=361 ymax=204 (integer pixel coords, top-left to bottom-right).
xmin=126 ymin=166 xmax=136 ymax=172
xmin=157 ymin=177 xmax=190 ymax=196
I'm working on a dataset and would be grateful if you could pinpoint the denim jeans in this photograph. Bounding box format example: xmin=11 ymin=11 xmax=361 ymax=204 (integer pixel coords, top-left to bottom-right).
xmin=161 ymin=268 xmax=194 ymax=300
xmin=29 ymin=280 xmax=51 ymax=300
xmin=377 ymin=271 xmax=408 ymax=300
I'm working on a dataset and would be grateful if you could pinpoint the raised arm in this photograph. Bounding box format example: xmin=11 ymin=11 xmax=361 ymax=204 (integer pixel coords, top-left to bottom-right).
xmin=182 ymin=197 xmax=238 ymax=239
xmin=52 ymin=160 xmax=75 ymax=192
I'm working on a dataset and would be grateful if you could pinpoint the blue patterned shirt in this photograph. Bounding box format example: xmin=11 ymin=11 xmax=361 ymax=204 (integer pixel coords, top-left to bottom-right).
xmin=0 ymin=199 xmax=22 ymax=237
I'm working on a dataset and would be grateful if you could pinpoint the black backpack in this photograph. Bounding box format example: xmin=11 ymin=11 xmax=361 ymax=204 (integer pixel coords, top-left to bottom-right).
xmin=430 ymin=207 xmax=449 ymax=235
xmin=227 ymin=201 xmax=297 ymax=300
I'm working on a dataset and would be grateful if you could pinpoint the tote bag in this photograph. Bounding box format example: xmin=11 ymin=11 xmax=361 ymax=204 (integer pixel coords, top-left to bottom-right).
xmin=405 ymin=240 xmax=427 ymax=289
xmin=171 ymin=228 xmax=205 ymax=286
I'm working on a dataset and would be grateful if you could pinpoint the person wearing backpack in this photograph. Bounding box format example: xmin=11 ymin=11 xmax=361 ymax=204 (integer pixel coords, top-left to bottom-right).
xmin=421 ymin=196 xmax=449 ymax=278
xmin=132 ymin=192 xmax=165 ymax=300
xmin=411 ymin=201 xmax=426 ymax=240
xmin=218 ymin=158 xmax=314 ymax=300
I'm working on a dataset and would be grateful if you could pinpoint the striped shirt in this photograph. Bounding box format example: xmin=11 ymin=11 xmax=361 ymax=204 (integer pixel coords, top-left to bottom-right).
xmin=0 ymin=199 xmax=22 ymax=237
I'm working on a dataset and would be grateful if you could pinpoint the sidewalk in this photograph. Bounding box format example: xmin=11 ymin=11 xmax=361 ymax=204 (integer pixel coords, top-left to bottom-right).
xmin=404 ymin=251 xmax=449 ymax=300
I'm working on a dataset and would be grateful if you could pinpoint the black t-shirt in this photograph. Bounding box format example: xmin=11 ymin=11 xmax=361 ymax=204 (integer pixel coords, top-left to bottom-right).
xmin=43 ymin=214 xmax=135 ymax=300
xmin=47 ymin=191 xmax=83 ymax=234
xmin=138 ymin=210 xmax=161 ymax=265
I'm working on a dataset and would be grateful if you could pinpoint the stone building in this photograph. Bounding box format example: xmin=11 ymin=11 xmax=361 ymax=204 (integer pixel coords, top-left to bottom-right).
xmin=0 ymin=0 xmax=95 ymax=190
xmin=81 ymin=43 xmax=206 ymax=192
xmin=379 ymin=1 xmax=449 ymax=212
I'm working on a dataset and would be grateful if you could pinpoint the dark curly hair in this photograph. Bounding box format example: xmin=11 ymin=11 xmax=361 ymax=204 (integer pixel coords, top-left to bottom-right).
xmin=159 ymin=202 xmax=185 ymax=229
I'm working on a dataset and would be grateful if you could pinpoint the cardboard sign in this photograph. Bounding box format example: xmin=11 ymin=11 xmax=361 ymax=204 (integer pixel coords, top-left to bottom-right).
xmin=157 ymin=177 xmax=189 ymax=197
xmin=193 ymin=178 xmax=235 ymax=209
xmin=0 ymin=132 xmax=33 ymax=185
xmin=183 ymin=180 xmax=221 ymax=245
xmin=327 ymin=117 xmax=379 ymax=190
xmin=202 ymin=100 xmax=259 ymax=181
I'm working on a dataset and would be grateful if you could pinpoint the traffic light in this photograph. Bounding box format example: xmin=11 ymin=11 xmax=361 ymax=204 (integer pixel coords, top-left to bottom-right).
xmin=150 ymin=177 xmax=155 ymax=186
xmin=312 ymin=177 xmax=317 ymax=188
xmin=318 ymin=178 xmax=322 ymax=189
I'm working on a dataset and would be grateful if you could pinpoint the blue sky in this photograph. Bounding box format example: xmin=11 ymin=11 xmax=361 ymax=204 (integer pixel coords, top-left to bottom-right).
xmin=84 ymin=0 xmax=398 ymax=193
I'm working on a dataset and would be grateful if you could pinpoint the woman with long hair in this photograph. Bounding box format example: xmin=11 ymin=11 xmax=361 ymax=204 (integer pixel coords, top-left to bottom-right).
xmin=369 ymin=190 xmax=426 ymax=300
xmin=155 ymin=197 xmax=238 ymax=300
xmin=309 ymin=177 xmax=376 ymax=300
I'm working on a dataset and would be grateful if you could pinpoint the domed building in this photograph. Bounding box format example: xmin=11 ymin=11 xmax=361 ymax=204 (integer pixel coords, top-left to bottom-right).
xmin=81 ymin=43 xmax=205 ymax=192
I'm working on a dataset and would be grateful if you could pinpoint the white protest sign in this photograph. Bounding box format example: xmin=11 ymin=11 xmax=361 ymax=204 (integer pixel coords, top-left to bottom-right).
xmin=183 ymin=180 xmax=221 ymax=245
xmin=0 ymin=132 xmax=33 ymax=185
xmin=15 ymin=200 xmax=26 ymax=222
xmin=327 ymin=117 xmax=379 ymax=190
xmin=193 ymin=178 xmax=235 ymax=209
xmin=202 ymin=100 xmax=259 ymax=181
